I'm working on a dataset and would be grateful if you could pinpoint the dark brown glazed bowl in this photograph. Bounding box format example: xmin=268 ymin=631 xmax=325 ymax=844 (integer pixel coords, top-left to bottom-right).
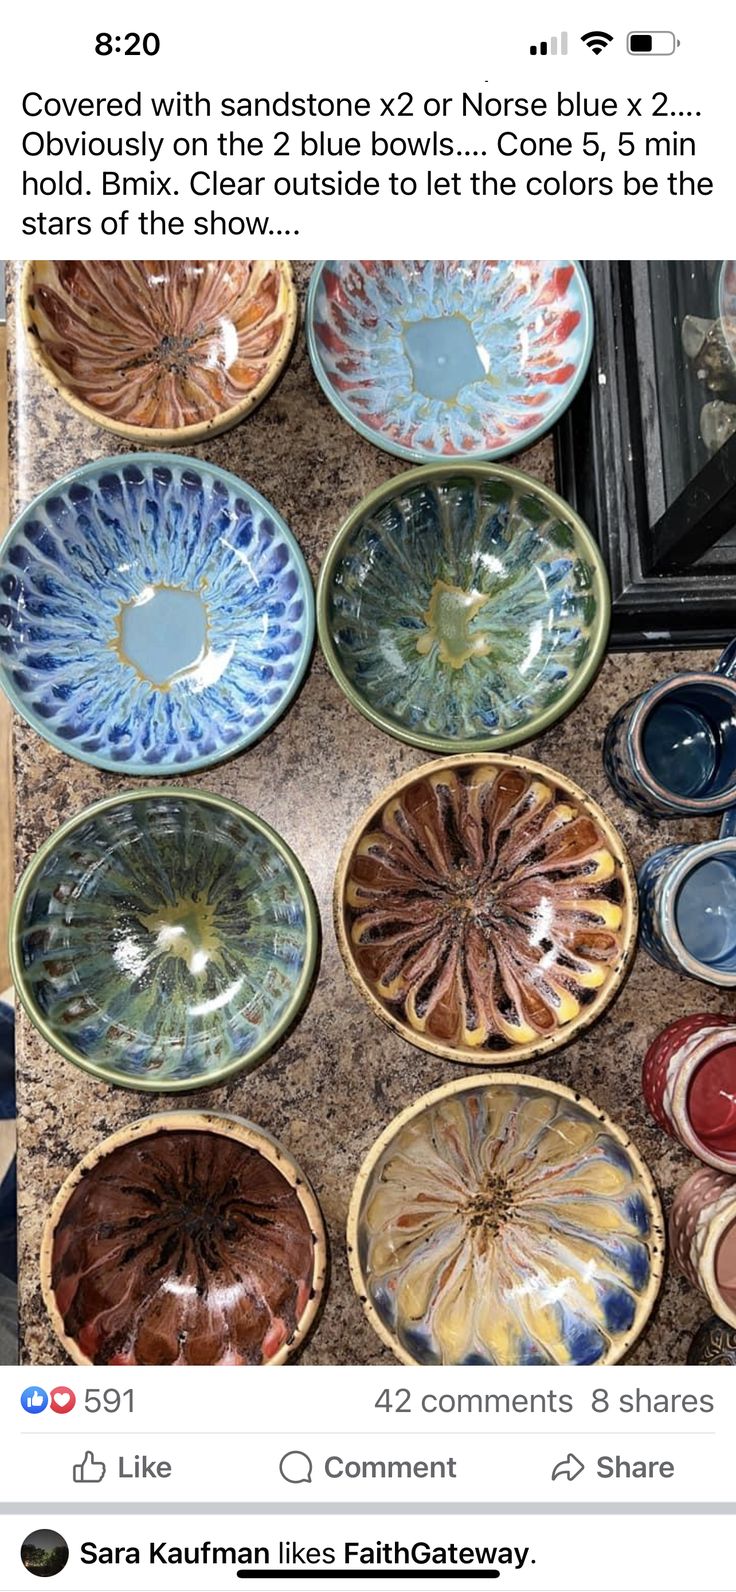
xmin=22 ymin=260 xmax=297 ymax=445
xmin=40 ymin=1113 xmax=327 ymax=1366
xmin=335 ymin=754 xmax=638 ymax=1067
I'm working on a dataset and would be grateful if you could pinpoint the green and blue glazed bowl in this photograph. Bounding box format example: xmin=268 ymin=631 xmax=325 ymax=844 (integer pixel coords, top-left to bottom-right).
xmin=317 ymin=464 xmax=609 ymax=754
xmin=10 ymin=790 xmax=319 ymax=1092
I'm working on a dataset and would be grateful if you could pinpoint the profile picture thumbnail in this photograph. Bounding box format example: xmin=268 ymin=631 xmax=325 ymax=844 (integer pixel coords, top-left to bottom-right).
xmin=20 ymin=1529 xmax=69 ymax=1578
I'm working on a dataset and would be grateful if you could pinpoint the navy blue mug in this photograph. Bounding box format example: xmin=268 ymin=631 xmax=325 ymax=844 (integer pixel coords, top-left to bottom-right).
xmin=604 ymin=641 xmax=736 ymax=817
xmin=638 ymin=807 xmax=736 ymax=984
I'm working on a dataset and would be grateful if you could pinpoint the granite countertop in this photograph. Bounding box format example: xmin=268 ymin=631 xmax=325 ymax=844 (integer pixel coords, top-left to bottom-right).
xmin=7 ymin=261 xmax=730 ymax=1367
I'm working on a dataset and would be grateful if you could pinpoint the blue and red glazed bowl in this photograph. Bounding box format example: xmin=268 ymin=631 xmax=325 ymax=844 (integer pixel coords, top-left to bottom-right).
xmin=307 ymin=260 xmax=593 ymax=463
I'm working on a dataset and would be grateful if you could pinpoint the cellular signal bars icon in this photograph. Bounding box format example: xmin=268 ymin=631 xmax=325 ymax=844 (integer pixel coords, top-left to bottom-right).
xmin=530 ymin=33 xmax=568 ymax=55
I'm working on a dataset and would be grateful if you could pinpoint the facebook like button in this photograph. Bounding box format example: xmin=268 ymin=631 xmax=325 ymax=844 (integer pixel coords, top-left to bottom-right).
xmin=21 ymin=1386 xmax=49 ymax=1414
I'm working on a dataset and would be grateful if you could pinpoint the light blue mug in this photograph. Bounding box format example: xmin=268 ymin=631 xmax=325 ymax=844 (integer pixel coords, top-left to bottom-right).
xmin=638 ymin=808 xmax=736 ymax=984
xmin=604 ymin=641 xmax=736 ymax=817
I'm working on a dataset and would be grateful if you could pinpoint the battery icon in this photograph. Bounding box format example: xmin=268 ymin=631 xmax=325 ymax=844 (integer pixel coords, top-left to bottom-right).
xmin=627 ymin=31 xmax=679 ymax=54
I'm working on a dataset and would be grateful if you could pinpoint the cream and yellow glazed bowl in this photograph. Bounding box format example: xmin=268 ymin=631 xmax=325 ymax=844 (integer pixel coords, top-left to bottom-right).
xmin=348 ymin=1075 xmax=664 ymax=1366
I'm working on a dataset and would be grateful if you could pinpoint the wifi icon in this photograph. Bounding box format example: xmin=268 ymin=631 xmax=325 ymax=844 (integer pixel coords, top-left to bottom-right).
xmin=581 ymin=29 xmax=614 ymax=54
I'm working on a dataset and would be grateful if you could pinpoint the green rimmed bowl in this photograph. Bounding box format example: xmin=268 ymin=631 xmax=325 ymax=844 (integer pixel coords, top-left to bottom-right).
xmin=10 ymin=790 xmax=319 ymax=1092
xmin=317 ymin=464 xmax=609 ymax=755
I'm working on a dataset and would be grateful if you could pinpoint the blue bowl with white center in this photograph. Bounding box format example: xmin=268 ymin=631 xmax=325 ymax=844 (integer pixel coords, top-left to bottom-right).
xmin=0 ymin=455 xmax=314 ymax=774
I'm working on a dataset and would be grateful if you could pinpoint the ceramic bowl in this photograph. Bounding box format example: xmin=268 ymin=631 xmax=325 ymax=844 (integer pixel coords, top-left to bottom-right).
xmin=10 ymin=790 xmax=318 ymax=1092
xmin=306 ymin=260 xmax=593 ymax=463
xmin=22 ymin=260 xmax=297 ymax=445
xmin=317 ymin=465 xmax=608 ymax=754
xmin=335 ymin=754 xmax=637 ymax=1066
xmin=687 ymin=1314 xmax=736 ymax=1365
xmin=41 ymin=1112 xmax=327 ymax=1364
xmin=0 ymin=454 xmax=313 ymax=775
xmin=348 ymin=1074 xmax=664 ymax=1366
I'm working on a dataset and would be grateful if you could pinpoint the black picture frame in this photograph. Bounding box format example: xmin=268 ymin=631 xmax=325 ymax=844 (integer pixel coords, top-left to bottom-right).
xmin=555 ymin=260 xmax=736 ymax=650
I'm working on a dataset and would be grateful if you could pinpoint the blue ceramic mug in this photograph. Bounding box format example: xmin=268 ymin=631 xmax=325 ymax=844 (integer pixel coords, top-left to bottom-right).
xmin=638 ymin=808 xmax=736 ymax=984
xmin=604 ymin=641 xmax=736 ymax=817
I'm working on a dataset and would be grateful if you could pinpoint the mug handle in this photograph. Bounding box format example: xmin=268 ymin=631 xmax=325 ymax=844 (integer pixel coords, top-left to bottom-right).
xmin=720 ymin=808 xmax=736 ymax=838
xmin=714 ymin=639 xmax=736 ymax=678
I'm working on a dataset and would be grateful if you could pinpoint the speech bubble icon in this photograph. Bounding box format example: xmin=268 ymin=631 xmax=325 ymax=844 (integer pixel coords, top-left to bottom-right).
xmin=279 ymin=1450 xmax=313 ymax=1484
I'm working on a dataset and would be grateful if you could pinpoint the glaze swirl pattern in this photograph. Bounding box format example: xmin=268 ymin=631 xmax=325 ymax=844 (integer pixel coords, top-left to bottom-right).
xmin=319 ymin=467 xmax=607 ymax=752
xmin=13 ymin=793 xmax=316 ymax=1090
xmin=24 ymin=260 xmax=295 ymax=439
xmin=339 ymin=759 xmax=635 ymax=1064
xmin=0 ymin=456 xmax=313 ymax=774
xmin=351 ymin=1080 xmax=662 ymax=1366
xmin=307 ymin=260 xmax=592 ymax=463
xmin=47 ymin=1122 xmax=321 ymax=1365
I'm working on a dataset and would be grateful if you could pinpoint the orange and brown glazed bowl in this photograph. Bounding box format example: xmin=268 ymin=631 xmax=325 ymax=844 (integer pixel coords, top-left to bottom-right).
xmin=21 ymin=260 xmax=297 ymax=446
xmin=40 ymin=1113 xmax=327 ymax=1366
xmin=335 ymin=754 xmax=638 ymax=1068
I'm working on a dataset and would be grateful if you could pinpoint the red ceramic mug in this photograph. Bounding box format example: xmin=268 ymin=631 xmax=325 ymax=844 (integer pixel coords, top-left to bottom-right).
xmin=642 ymin=1014 xmax=736 ymax=1174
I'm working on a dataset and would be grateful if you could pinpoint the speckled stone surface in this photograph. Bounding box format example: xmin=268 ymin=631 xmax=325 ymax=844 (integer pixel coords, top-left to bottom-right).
xmin=7 ymin=261 xmax=733 ymax=1367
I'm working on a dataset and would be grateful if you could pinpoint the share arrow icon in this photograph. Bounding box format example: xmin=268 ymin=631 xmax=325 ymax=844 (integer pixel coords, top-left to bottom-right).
xmin=551 ymin=1452 xmax=586 ymax=1482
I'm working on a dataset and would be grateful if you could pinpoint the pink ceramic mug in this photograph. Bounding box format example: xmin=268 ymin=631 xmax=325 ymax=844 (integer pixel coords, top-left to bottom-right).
xmin=669 ymin=1166 xmax=736 ymax=1329
xmin=643 ymin=1013 xmax=736 ymax=1174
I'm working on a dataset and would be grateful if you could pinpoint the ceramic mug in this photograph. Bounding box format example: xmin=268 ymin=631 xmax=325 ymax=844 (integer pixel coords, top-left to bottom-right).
xmin=669 ymin=1165 xmax=736 ymax=1329
xmin=603 ymin=640 xmax=736 ymax=817
xmin=638 ymin=808 xmax=736 ymax=984
xmin=642 ymin=1013 xmax=736 ymax=1173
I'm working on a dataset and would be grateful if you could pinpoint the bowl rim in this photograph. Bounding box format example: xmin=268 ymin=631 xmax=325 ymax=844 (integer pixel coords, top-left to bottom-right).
xmin=346 ymin=1071 xmax=665 ymax=1368
xmin=305 ymin=259 xmax=595 ymax=464
xmin=10 ymin=787 xmax=320 ymax=1093
xmin=333 ymin=751 xmax=638 ymax=1066
xmin=316 ymin=461 xmax=610 ymax=755
xmin=0 ymin=451 xmax=315 ymax=775
xmin=40 ymin=1109 xmax=328 ymax=1366
xmin=21 ymin=259 xmax=299 ymax=446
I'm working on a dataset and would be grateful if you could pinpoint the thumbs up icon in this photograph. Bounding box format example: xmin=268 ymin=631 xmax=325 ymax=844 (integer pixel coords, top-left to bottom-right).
xmin=20 ymin=1386 xmax=48 ymax=1414
xmin=72 ymin=1451 xmax=106 ymax=1484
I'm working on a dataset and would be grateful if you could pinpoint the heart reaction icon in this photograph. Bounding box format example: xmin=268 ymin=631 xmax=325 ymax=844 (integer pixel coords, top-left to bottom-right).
xmin=50 ymin=1386 xmax=76 ymax=1415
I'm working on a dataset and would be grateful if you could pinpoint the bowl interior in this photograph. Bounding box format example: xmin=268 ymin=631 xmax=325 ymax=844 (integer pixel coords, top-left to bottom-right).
xmin=24 ymin=260 xmax=294 ymax=434
xmin=48 ymin=1120 xmax=320 ymax=1364
xmin=321 ymin=470 xmax=605 ymax=751
xmin=309 ymin=260 xmax=592 ymax=462
xmin=352 ymin=1078 xmax=661 ymax=1366
xmin=338 ymin=758 xmax=635 ymax=1064
xmin=0 ymin=456 xmax=312 ymax=774
xmin=14 ymin=794 xmax=315 ymax=1089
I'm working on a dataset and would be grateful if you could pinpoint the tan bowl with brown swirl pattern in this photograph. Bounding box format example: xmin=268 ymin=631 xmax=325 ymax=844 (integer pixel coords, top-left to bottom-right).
xmin=335 ymin=755 xmax=638 ymax=1067
xmin=22 ymin=260 xmax=297 ymax=446
xmin=40 ymin=1113 xmax=327 ymax=1366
